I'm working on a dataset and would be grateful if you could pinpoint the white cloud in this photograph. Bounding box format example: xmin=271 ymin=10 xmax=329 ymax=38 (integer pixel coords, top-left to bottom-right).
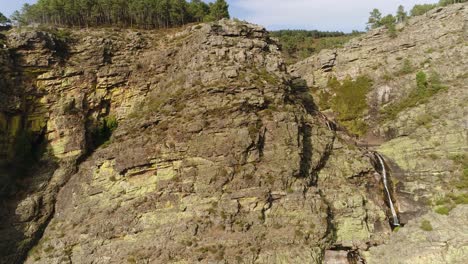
xmin=230 ymin=0 xmax=440 ymax=32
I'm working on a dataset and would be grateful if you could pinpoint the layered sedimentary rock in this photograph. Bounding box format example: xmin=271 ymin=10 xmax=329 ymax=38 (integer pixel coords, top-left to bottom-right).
xmin=290 ymin=3 xmax=468 ymax=262
xmin=1 ymin=21 xmax=397 ymax=263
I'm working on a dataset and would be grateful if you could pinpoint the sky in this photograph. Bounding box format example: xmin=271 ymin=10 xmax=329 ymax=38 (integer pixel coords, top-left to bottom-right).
xmin=0 ymin=0 xmax=440 ymax=32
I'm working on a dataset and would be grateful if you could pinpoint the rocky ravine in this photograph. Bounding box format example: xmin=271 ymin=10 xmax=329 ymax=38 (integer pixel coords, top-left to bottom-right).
xmin=291 ymin=3 xmax=467 ymax=263
xmin=0 ymin=21 xmax=400 ymax=263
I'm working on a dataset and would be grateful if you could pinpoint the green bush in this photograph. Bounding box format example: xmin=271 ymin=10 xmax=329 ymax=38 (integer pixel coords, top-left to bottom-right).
xmin=456 ymin=169 xmax=468 ymax=189
xmin=415 ymin=113 xmax=432 ymax=127
xmin=416 ymin=71 xmax=428 ymax=90
xmin=326 ymin=75 xmax=373 ymax=136
xmin=420 ymin=219 xmax=433 ymax=231
xmin=270 ymin=30 xmax=360 ymax=64
xmin=450 ymin=193 xmax=468 ymax=204
xmin=380 ymin=14 xmax=397 ymax=38
xmin=380 ymin=70 xmax=447 ymax=122
xmin=93 ymin=115 xmax=118 ymax=147
xmin=435 ymin=205 xmax=453 ymax=215
xmin=449 ymin=153 xmax=468 ymax=166
xmin=398 ymin=59 xmax=414 ymax=75
xmin=411 ymin=4 xmax=438 ymax=16
xmin=317 ymin=90 xmax=332 ymax=110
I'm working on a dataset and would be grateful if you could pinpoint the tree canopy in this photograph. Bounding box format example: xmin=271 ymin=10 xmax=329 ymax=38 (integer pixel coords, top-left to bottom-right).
xmin=367 ymin=9 xmax=382 ymax=29
xmin=0 ymin=12 xmax=10 ymax=24
xmin=396 ymin=5 xmax=407 ymax=23
xmin=439 ymin=0 xmax=467 ymax=6
xmin=271 ymin=30 xmax=360 ymax=64
xmin=12 ymin=0 xmax=230 ymax=29
xmin=411 ymin=0 xmax=467 ymax=16
xmin=368 ymin=0 xmax=466 ymax=30
xmin=410 ymin=4 xmax=438 ymax=16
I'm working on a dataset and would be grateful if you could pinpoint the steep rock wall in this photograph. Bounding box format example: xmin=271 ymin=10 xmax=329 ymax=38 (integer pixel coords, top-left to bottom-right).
xmin=0 ymin=21 xmax=396 ymax=263
xmin=291 ymin=3 xmax=467 ymax=219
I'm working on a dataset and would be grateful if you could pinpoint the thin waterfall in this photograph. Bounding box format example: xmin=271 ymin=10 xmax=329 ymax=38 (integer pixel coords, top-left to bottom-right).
xmin=375 ymin=153 xmax=400 ymax=226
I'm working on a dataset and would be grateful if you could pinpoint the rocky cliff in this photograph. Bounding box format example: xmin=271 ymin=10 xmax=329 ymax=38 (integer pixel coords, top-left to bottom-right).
xmin=0 ymin=5 xmax=466 ymax=263
xmin=0 ymin=21 xmax=399 ymax=264
xmin=291 ymin=3 xmax=467 ymax=263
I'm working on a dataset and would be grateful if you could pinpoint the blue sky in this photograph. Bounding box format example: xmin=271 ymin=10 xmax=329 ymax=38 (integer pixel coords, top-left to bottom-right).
xmin=0 ymin=0 xmax=440 ymax=32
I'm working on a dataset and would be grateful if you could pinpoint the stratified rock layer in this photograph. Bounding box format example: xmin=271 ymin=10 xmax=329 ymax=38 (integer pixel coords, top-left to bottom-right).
xmin=363 ymin=205 xmax=468 ymax=264
xmin=290 ymin=3 xmax=468 ymax=262
xmin=292 ymin=3 xmax=467 ymax=213
xmin=1 ymin=21 xmax=393 ymax=263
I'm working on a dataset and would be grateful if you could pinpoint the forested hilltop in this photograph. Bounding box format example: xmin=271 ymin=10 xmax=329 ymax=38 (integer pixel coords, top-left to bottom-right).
xmin=11 ymin=0 xmax=229 ymax=29
xmin=271 ymin=30 xmax=361 ymax=64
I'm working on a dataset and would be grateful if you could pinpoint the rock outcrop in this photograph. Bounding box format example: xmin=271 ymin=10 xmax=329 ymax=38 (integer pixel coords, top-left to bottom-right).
xmin=290 ymin=3 xmax=468 ymax=222
xmin=0 ymin=21 xmax=398 ymax=263
xmin=290 ymin=3 xmax=468 ymax=262
xmin=363 ymin=205 xmax=468 ymax=264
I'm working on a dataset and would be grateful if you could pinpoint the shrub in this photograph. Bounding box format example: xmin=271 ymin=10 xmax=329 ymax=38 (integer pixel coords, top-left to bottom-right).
xmin=449 ymin=153 xmax=468 ymax=166
xmin=328 ymin=75 xmax=373 ymax=136
xmin=93 ymin=115 xmax=118 ymax=147
xmin=416 ymin=71 xmax=428 ymax=90
xmin=380 ymin=70 xmax=447 ymax=122
xmin=382 ymin=73 xmax=394 ymax=82
xmin=317 ymin=90 xmax=332 ymax=110
xmin=415 ymin=113 xmax=432 ymax=127
xmin=270 ymin=30 xmax=359 ymax=64
xmin=455 ymin=169 xmax=468 ymax=189
xmin=428 ymin=70 xmax=444 ymax=91
xmin=380 ymin=14 xmax=397 ymax=38
xmin=450 ymin=193 xmax=468 ymax=204
xmin=435 ymin=205 xmax=453 ymax=215
xmin=427 ymin=153 xmax=439 ymax=160
xmin=398 ymin=59 xmax=414 ymax=75
xmin=420 ymin=219 xmax=433 ymax=231
xmin=411 ymin=4 xmax=437 ymax=16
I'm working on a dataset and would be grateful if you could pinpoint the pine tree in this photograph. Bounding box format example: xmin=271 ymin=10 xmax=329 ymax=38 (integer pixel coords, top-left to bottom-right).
xmin=188 ymin=0 xmax=209 ymax=22
xmin=396 ymin=5 xmax=407 ymax=23
xmin=367 ymin=9 xmax=382 ymax=30
xmin=12 ymin=0 xmax=218 ymax=29
xmin=410 ymin=4 xmax=437 ymax=16
xmin=206 ymin=0 xmax=229 ymax=21
xmin=380 ymin=14 xmax=397 ymax=38
xmin=0 ymin=12 xmax=10 ymax=24
xmin=439 ymin=0 xmax=467 ymax=6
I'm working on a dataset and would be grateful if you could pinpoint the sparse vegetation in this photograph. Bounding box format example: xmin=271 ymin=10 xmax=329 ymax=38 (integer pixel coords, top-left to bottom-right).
xmin=92 ymin=115 xmax=118 ymax=147
xmin=415 ymin=113 xmax=433 ymax=128
xmin=271 ymin=30 xmax=360 ymax=64
xmin=435 ymin=205 xmax=453 ymax=215
xmin=380 ymin=14 xmax=398 ymax=38
xmin=411 ymin=4 xmax=438 ymax=16
xmin=0 ymin=12 xmax=9 ymax=24
xmin=420 ymin=219 xmax=433 ymax=231
xmin=326 ymin=75 xmax=373 ymax=136
xmin=398 ymin=59 xmax=415 ymax=75
xmin=427 ymin=153 xmax=440 ymax=160
xmin=13 ymin=0 xmax=229 ymax=28
xmin=380 ymin=70 xmax=447 ymax=122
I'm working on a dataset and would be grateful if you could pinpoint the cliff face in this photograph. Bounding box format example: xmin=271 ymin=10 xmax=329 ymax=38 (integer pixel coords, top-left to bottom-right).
xmin=1 ymin=5 xmax=466 ymax=262
xmin=292 ymin=2 xmax=467 ymax=221
xmin=291 ymin=3 xmax=468 ymax=263
xmin=1 ymin=21 xmax=394 ymax=263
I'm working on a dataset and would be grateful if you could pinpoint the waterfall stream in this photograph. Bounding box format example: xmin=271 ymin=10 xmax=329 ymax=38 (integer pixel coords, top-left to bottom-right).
xmin=375 ymin=153 xmax=400 ymax=226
